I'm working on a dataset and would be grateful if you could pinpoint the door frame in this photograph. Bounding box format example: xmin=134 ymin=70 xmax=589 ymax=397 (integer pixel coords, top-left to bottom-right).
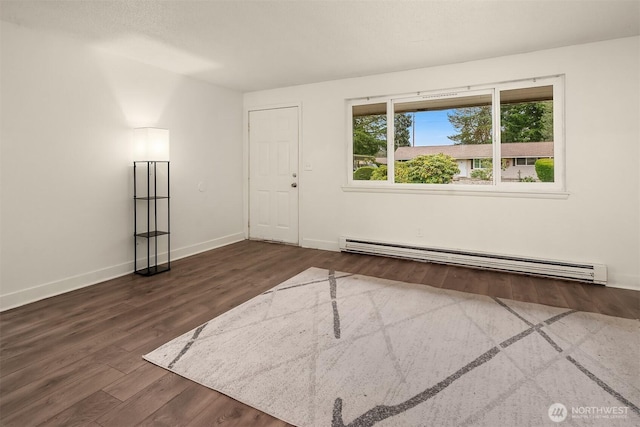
xmin=244 ymin=102 xmax=302 ymax=245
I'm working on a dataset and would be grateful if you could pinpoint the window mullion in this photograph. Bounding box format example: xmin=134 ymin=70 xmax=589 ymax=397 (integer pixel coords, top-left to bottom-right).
xmin=553 ymin=80 xmax=565 ymax=191
xmin=493 ymin=89 xmax=501 ymax=186
xmin=387 ymin=100 xmax=394 ymax=184
xmin=347 ymin=103 xmax=354 ymax=185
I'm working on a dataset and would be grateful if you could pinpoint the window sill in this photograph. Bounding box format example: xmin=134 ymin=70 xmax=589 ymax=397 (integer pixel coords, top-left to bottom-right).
xmin=342 ymin=184 xmax=570 ymax=199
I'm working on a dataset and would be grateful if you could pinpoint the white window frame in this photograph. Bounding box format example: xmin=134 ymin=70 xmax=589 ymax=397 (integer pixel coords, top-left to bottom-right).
xmin=347 ymin=98 xmax=392 ymax=185
xmin=345 ymin=75 xmax=566 ymax=197
xmin=495 ymin=77 xmax=564 ymax=192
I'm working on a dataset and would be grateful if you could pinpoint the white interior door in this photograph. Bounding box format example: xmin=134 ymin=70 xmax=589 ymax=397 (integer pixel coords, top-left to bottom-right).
xmin=249 ymin=107 xmax=299 ymax=244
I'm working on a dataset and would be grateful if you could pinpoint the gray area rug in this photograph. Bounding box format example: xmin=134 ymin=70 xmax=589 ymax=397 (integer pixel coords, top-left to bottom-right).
xmin=144 ymin=267 xmax=640 ymax=426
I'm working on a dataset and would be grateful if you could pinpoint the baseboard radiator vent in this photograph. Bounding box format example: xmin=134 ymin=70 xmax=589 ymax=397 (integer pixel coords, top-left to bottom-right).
xmin=339 ymin=237 xmax=607 ymax=285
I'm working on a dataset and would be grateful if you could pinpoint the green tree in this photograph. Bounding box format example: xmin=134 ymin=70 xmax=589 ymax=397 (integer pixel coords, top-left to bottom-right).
xmin=447 ymin=106 xmax=492 ymax=145
xmin=394 ymin=113 xmax=413 ymax=149
xmin=540 ymin=102 xmax=553 ymax=141
xmin=501 ymin=101 xmax=553 ymax=142
xmin=447 ymin=101 xmax=553 ymax=145
xmin=353 ymin=114 xmax=386 ymax=156
xmin=353 ymin=113 xmax=413 ymax=156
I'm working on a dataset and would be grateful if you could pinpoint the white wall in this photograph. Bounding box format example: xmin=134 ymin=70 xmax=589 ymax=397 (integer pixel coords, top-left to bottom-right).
xmin=0 ymin=21 xmax=244 ymax=310
xmin=244 ymin=37 xmax=640 ymax=290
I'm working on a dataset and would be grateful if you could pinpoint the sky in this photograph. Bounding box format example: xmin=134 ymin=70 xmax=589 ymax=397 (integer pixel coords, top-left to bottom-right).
xmin=408 ymin=109 xmax=457 ymax=146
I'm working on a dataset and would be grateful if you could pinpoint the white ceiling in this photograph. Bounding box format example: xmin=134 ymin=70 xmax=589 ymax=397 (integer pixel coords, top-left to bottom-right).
xmin=1 ymin=0 xmax=639 ymax=92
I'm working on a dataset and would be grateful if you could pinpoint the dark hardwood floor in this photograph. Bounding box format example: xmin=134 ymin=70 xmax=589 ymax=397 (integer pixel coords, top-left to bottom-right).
xmin=1 ymin=240 xmax=638 ymax=426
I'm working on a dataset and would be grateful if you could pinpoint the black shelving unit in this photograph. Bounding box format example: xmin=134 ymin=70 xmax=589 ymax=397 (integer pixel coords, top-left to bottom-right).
xmin=134 ymin=161 xmax=170 ymax=276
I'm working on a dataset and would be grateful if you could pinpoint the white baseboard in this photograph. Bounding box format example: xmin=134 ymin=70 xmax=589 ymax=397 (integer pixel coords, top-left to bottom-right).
xmin=0 ymin=261 xmax=133 ymax=312
xmin=301 ymin=238 xmax=340 ymax=252
xmin=605 ymin=274 xmax=640 ymax=291
xmin=171 ymin=233 xmax=245 ymax=261
xmin=4 ymin=233 xmax=634 ymax=311
xmin=0 ymin=232 xmax=245 ymax=312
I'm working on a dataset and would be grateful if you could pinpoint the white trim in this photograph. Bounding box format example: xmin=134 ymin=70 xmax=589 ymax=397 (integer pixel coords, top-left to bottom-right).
xmin=347 ymin=98 xmax=390 ymax=186
xmin=300 ymin=238 xmax=340 ymax=252
xmin=346 ymin=74 xmax=562 ymax=104
xmin=245 ymin=102 xmax=303 ymax=240
xmin=245 ymin=102 xmax=302 ymax=112
xmin=171 ymin=232 xmax=245 ymax=261
xmin=493 ymin=88 xmax=501 ymax=185
xmin=342 ymin=184 xmax=570 ymax=199
xmin=0 ymin=233 xmax=245 ymax=312
xmin=386 ymin=100 xmax=394 ymax=183
xmin=605 ymin=279 xmax=640 ymax=291
xmin=245 ymin=102 xmax=302 ymax=246
xmin=0 ymin=261 xmax=131 ymax=312
xmin=496 ymin=76 xmax=564 ymax=191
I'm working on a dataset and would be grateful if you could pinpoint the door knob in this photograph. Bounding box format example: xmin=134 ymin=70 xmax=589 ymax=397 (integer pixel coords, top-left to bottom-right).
xmin=291 ymin=183 xmax=297 ymax=188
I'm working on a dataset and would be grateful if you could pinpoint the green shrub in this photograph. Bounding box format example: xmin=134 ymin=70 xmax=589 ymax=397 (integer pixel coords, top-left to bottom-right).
xmin=369 ymin=155 xmax=459 ymax=184
xmin=471 ymin=168 xmax=492 ymax=181
xmin=394 ymin=162 xmax=411 ymax=183
xmin=535 ymin=158 xmax=554 ymax=182
xmin=353 ymin=166 xmax=376 ymax=180
xmin=405 ymin=154 xmax=460 ymax=184
xmin=369 ymin=163 xmax=410 ymax=182
xmin=371 ymin=165 xmax=387 ymax=180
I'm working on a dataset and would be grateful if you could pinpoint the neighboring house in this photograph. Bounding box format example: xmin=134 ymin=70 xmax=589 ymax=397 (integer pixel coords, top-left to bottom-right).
xmin=393 ymin=142 xmax=553 ymax=181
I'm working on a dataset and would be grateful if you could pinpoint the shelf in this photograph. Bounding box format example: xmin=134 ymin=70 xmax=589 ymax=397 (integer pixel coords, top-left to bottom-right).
xmin=135 ymin=196 xmax=169 ymax=200
xmin=135 ymin=264 xmax=171 ymax=276
xmin=134 ymin=160 xmax=170 ymax=277
xmin=135 ymin=230 xmax=169 ymax=238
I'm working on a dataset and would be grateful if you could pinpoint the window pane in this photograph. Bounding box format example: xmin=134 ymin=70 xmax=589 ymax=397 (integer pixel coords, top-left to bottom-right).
xmin=394 ymin=93 xmax=492 ymax=184
xmin=500 ymin=86 xmax=554 ymax=183
xmin=352 ymin=103 xmax=386 ymax=181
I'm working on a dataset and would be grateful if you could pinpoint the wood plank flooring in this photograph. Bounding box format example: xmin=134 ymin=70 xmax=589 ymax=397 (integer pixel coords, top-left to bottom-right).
xmin=1 ymin=240 xmax=638 ymax=426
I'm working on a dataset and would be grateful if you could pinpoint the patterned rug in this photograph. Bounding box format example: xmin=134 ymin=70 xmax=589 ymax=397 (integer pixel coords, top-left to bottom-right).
xmin=144 ymin=267 xmax=639 ymax=426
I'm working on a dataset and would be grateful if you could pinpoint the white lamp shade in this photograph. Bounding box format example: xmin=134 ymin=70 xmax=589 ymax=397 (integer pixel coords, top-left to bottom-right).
xmin=133 ymin=128 xmax=170 ymax=161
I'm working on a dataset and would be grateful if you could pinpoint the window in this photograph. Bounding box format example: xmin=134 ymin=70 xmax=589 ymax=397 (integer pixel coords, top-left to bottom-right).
xmin=473 ymin=158 xmax=492 ymax=169
xmin=352 ymin=102 xmax=387 ymax=180
xmin=500 ymin=85 xmax=555 ymax=184
xmin=348 ymin=76 xmax=564 ymax=192
xmin=515 ymin=158 xmax=539 ymax=166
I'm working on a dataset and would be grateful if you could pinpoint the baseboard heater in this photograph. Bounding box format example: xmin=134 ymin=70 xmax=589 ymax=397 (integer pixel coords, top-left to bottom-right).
xmin=339 ymin=237 xmax=607 ymax=285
